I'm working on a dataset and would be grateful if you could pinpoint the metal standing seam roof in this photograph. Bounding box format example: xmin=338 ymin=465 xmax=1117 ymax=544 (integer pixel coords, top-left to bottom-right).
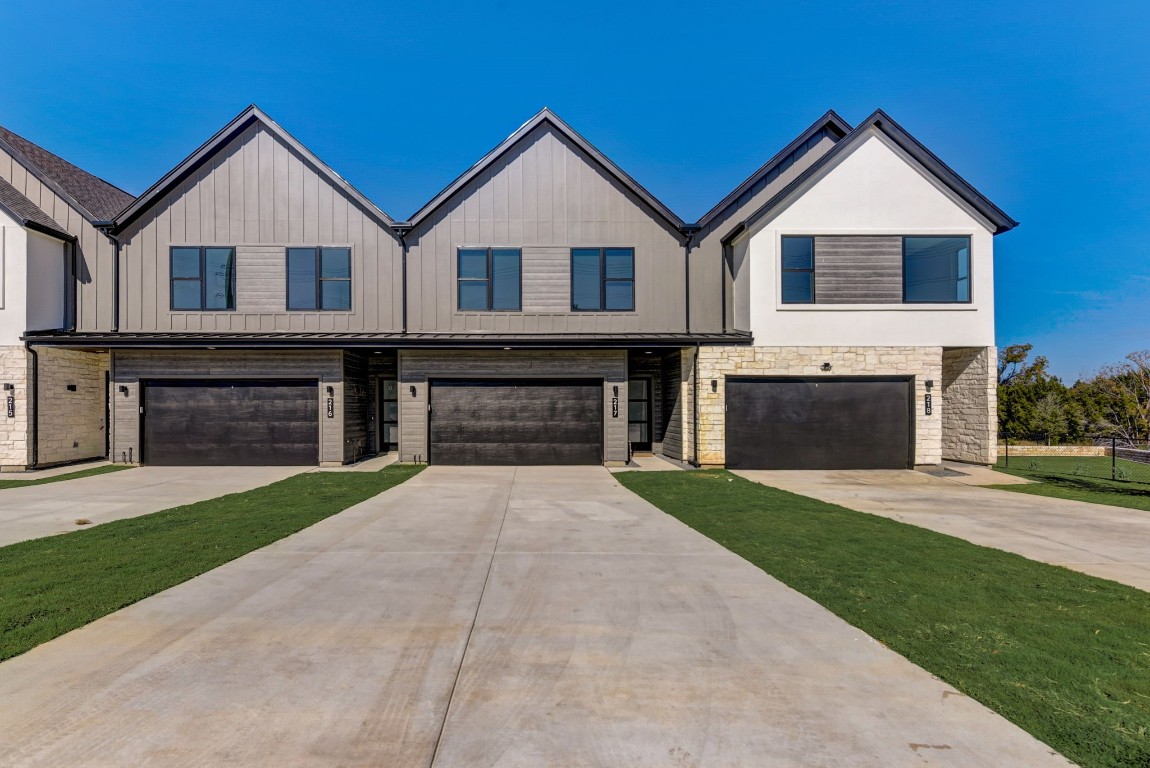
xmin=0 ymin=125 xmax=134 ymax=222
xmin=0 ymin=176 xmax=73 ymax=240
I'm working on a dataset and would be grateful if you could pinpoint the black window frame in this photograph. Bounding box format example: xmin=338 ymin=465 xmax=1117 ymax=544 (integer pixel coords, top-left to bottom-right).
xmin=780 ymin=236 xmax=815 ymax=304
xmin=569 ymin=247 xmax=635 ymax=312
xmin=901 ymin=235 xmax=972 ymax=304
xmin=169 ymin=246 xmax=237 ymax=312
xmin=286 ymin=246 xmax=353 ymax=311
xmin=456 ymin=247 xmax=522 ymax=312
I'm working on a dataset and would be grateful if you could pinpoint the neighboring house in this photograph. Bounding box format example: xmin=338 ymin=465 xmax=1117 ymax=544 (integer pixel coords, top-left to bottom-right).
xmin=0 ymin=127 xmax=134 ymax=469
xmin=24 ymin=105 xmax=1015 ymax=470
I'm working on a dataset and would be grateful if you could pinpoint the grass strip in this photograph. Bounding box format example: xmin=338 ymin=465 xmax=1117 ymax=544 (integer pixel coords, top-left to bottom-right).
xmin=991 ymin=462 xmax=1150 ymax=513
xmin=0 ymin=465 xmax=423 ymax=662
xmin=616 ymin=469 xmax=1150 ymax=768
xmin=0 ymin=464 xmax=131 ymax=490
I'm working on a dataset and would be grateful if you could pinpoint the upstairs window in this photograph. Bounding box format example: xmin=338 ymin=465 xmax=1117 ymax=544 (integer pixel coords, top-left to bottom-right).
xmin=288 ymin=247 xmax=351 ymax=310
xmin=780 ymin=236 xmax=815 ymax=303
xmin=457 ymin=248 xmax=522 ymax=311
xmin=170 ymin=246 xmax=236 ymax=311
xmin=571 ymin=248 xmax=634 ymax=311
xmin=903 ymin=236 xmax=970 ymax=303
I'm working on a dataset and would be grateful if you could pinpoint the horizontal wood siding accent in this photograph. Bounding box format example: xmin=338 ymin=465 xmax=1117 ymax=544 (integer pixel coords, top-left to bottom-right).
xmin=397 ymin=349 xmax=627 ymax=463
xmin=692 ymin=131 xmax=838 ymax=332
xmin=406 ymin=125 xmax=686 ymax=334
xmin=660 ymin=350 xmax=684 ymax=459
xmin=116 ymin=124 xmax=402 ymax=333
xmin=111 ymin=350 xmax=345 ymax=465
xmin=0 ymin=145 xmax=119 ymax=331
xmin=814 ymin=235 xmax=902 ymax=304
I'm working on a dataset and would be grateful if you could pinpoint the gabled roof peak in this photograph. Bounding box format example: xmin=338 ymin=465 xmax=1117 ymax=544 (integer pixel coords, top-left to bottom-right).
xmin=110 ymin=104 xmax=396 ymax=234
xmin=405 ymin=107 xmax=685 ymax=232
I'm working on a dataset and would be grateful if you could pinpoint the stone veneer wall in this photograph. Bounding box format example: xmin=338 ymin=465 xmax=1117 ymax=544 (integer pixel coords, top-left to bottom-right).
xmin=36 ymin=348 xmax=109 ymax=466
xmin=941 ymin=347 xmax=997 ymax=465
xmin=0 ymin=346 xmax=32 ymax=469
xmin=691 ymin=346 xmax=943 ymax=466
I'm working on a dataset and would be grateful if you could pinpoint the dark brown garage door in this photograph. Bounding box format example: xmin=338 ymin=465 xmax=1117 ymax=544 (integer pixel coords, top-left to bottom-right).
xmin=142 ymin=379 xmax=319 ymax=466
xmin=725 ymin=377 xmax=912 ymax=470
xmin=429 ymin=379 xmax=602 ymax=465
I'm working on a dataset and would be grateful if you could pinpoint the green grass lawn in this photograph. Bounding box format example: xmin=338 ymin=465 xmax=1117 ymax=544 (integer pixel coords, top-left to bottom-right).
xmin=616 ymin=469 xmax=1150 ymax=768
xmin=0 ymin=465 xmax=422 ymax=663
xmin=0 ymin=463 xmax=131 ymax=490
xmin=992 ymin=458 xmax=1150 ymax=512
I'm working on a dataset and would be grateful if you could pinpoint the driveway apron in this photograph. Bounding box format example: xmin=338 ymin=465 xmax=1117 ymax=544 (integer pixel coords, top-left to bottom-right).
xmin=736 ymin=469 xmax=1150 ymax=591
xmin=0 ymin=466 xmax=1068 ymax=767
xmin=0 ymin=466 xmax=308 ymax=546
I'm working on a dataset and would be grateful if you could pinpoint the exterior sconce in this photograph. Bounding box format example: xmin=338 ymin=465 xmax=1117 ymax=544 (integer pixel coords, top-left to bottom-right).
xmin=118 ymin=385 xmax=129 ymax=395
xmin=409 ymin=385 xmax=417 ymax=397
xmin=924 ymin=379 xmax=934 ymax=391
xmin=326 ymin=385 xmax=335 ymax=396
xmin=711 ymin=379 xmax=718 ymax=392
xmin=820 ymin=362 xmax=832 ymax=372
xmin=613 ymin=385 xmax=619 ymax=397
xmin=67 ymin=384 xmax=77 ymax=392
xmin=2 ymin=383 xmax=12 ymax=391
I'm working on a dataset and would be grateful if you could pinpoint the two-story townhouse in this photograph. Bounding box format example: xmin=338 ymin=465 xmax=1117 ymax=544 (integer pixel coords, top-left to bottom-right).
xmin=24 ymin=106 xmax=1015 ymax=470
xmin=0 ymin=126 xmax=133 ymax=469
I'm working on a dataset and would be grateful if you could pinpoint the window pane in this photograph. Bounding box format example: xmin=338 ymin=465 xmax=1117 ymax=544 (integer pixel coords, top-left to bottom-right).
xmin=781 ymin=237 xmax=814 ymax=270
xmin=604 ymin=248 xmax=634 ymax=279
xmin=287 ymin=248 xmax=317 ymax=309
xmin=491 ymin=249 xmax=521 ymax=310
xmin=383 ymin=425 xmax=397 ymax=443
xmin=383 ymin=402 xmax=398 ymax=422
xmin=629 ymin=423 xmax=649 ymax=442
xmin=458 ymin=281 xmax=488 ymax=310
xmin=628 ymin=401 xmax=648 ymax=421
xmin=904 ymin=237 xmax=969 ymax=302
xmin=604 ymin=280 xmax=634 ymax=311
xmin=628 ymin=379 xmax=648 ymax=399
xmin=171 ymin=248 xmax=201 ymax=279
xmin=571 ymin=249 xmax=601 ymax=310
xmin=204 ymin=248 xmax=235 ymax=309
xmin=321 ymin=247 xmax=351 ymax=279
xmin=458 ymin=249 xmax=488 ymax=280
xmin=172 ymin=279 xmax=201 ymax=310
xmin=382 ymin=379 xmax=398 ymax=399
xmin=782 ymin=271 xmax=813 ymax=303
xmin=321 ymin=279 xmax=351 ymax=310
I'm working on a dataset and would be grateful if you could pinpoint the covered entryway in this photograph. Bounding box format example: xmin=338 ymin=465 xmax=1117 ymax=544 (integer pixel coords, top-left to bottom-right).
xmin=141 ymin=379 xmax=320 ymax=466
xmin=429 ymin=379 xmax=602 ymax=465
xmin=725 ymin=377 xmax=912 ymax=470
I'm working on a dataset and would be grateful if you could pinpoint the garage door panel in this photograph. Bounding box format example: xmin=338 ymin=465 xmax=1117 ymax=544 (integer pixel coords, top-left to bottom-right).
xmin=726 ymin=378 xmax=911 ymax=470
xmin=143 ymin=380 xmax=319 ymax=466
xmin=430 ymin=380 xmax=602 ymax=465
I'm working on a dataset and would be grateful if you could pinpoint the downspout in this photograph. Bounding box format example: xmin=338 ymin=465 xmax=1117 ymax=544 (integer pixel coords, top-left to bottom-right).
xmin=679 ymin=225 xmax=700 ymax=334
xmin=93 ymin=222 xmax=121 ymax=332
xmin=691 ymin=341 xmax=700 ymax=467
xmin=27 ymin=344 xmax=38 ymax=469
xmin=396 ymin=226 xmax=410 ymax=334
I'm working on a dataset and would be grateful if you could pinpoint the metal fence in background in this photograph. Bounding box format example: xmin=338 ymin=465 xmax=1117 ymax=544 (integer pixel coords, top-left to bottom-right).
xmin=998 ymin=434 xmax=1150 ymax=485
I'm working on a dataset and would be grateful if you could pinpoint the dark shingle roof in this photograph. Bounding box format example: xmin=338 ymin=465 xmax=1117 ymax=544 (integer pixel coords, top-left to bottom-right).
xmin=0 ymin=125 xmax=134 ymax=221
xmin=0 ymin=176 xmax=72 ymax=240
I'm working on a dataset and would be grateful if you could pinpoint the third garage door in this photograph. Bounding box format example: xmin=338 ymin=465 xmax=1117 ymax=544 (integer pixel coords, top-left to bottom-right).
xmin=725 ymin=377 xmax=912 ymax=470
xmin=429 ymin=379 xmax=602 ymax=465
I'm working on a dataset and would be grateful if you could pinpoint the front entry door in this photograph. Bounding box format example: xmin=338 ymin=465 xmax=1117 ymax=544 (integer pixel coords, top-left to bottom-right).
xmin=628 ymin=377 xmax=652 ymax=452
xmin=378 ymin=378 xmax=398 ymax=452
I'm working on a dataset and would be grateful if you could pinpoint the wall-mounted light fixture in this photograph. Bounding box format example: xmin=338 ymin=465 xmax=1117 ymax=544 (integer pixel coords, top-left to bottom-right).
xmin=118 ymin=385 xmax=129 ymax=396
xmin=2 ymin=383 xmax=12 ymax=391
xmin=67 ymin=384 xmax=77 ymax=392
xmin=613 ymin=385 xmax=619 ymax=397
xmin=326 ymin=385 xmax=334 ymax=396
xmin=711 ymin=379 xmax=718 ymax=393
xmin=820 ymin=362 xmax=832 ymax=371
xmin=409 ymin=385 xmax=417 ymax=397
xmin=924 ymin=380 xmax=934 ymax=391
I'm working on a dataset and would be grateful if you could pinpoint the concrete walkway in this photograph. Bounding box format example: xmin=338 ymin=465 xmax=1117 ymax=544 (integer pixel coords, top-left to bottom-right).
xmin=0 ymin=465 xmax=307 ymax=546
xmin=0 ymin=467 xmax=1067 ymax=767
xmin=737 ymin=468 xmax=1150 ymax=591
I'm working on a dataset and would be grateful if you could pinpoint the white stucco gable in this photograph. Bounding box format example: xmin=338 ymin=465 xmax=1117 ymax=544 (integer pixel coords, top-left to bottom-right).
xmin=732 ymin=127 xmax=998 ymax=347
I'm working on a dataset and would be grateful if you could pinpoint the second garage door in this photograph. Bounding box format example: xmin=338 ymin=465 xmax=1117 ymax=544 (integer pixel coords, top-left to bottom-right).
xmin=429 ymin=379 xmax=602 ymax=465
xmin=725 ymin=377 xmax=912 ymax=470
xmin=142 ymin=379 xmax=319 ymax=466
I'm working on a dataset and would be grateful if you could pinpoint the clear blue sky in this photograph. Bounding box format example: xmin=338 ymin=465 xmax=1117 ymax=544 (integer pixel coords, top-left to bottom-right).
xmin=3 ymin=0 xmax=1147 ymax=381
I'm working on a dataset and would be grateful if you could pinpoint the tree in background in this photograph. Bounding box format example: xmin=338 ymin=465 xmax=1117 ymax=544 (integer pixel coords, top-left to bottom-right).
xmin=997 ymin=344 xmax=1071 ymax=439
xmin=1081 ymin=350 xmax=1150 ymax=444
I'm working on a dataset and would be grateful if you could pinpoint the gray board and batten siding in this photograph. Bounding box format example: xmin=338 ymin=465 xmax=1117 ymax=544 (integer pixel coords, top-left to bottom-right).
xmin=690 ymin=118 xmax=846 ymax=333
xmin=0 ymin=142 xmax=122 ymax=332
xmin=114 ymin=121 xmax=404 ymax=334
xmin=405 ymin=123 xmax=688 ymax=335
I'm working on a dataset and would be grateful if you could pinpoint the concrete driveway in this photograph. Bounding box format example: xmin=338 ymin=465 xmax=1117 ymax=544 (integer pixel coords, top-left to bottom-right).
xmin=0 ymin=465 xmax=307 ymax=546
xmin=0 ymin=466 xmax=1067 ymax=767
xmin=736 ymin=468 xmax=1150 ymax=591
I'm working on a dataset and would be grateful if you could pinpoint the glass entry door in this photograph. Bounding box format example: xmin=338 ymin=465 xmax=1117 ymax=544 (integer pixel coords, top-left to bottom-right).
xmin=628 ymin=378 xmax=652 ymax=452
xmin=379 ymin=379 xmax=398 ymax=452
